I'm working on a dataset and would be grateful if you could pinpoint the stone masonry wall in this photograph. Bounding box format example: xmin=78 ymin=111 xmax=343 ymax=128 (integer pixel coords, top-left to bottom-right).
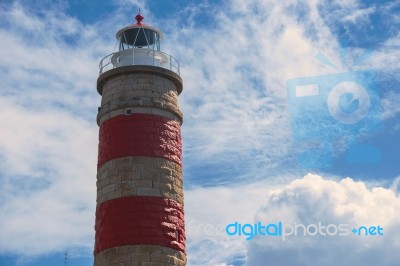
xmin=94 ymin=67 xmax=186 ymax=266
xmin=97 ymin=73 xmax=182 ymax=126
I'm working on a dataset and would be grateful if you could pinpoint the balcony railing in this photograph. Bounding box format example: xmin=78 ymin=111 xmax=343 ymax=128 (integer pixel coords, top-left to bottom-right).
xmin=99 ymin=48 xmax=180 ymax=76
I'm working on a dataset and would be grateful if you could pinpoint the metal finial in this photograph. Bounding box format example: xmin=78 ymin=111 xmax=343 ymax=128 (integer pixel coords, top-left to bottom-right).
xmin=135 ymin=10 xmax=144 ymax=25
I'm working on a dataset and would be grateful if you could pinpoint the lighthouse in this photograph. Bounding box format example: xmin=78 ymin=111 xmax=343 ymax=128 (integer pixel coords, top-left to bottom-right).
xmin=93 ymin=12 xmax=186 ymax=265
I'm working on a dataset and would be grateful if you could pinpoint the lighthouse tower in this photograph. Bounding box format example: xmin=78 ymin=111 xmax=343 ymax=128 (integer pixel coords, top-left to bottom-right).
xmin=94 ymin=13 xmax=186 ymax=266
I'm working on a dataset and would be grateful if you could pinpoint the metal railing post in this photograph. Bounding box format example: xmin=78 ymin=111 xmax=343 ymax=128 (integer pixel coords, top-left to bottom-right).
xmin=153 ymin=49 xmax=155 ymax=67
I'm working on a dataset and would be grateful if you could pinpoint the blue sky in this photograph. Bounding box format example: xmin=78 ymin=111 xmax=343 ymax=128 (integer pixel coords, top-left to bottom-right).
xmin=0 ymin=0 xmax=399 ymax=265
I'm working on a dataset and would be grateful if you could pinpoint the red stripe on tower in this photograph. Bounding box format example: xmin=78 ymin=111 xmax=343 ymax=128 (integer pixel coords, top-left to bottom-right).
xmin=94 ymin=196 xmax=185 ymax=254
xmin=98 ymin=114 xmax=182 ymax=168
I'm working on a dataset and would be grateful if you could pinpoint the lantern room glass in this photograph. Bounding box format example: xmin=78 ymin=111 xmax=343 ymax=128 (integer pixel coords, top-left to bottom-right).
xmin=118 ymin=28 xmax=161 ymax=51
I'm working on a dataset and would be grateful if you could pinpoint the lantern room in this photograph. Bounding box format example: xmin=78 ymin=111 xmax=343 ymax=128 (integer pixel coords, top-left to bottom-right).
xmin=116 ymin=12 xmax=162 ymax=51
xmin=99 ymin=12 xmax=180 ymax=75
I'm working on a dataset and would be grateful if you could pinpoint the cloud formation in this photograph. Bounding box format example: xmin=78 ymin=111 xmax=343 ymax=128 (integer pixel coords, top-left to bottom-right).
xmin=161 ymin=0 xmax=400 ymax=184
xmin=246 ymin=174 xmax=400 ymax=266
xmin=0 ymin=2 xmax=100 ymax=256
xmin=185 ymin=174 xmax=400 ymax=265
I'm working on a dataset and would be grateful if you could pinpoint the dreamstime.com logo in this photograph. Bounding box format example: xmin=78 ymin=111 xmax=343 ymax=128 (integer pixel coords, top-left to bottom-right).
xmin=225 ymin=221 xmax=384 ymax=241
xmin=286 ymin=50 xmax=381 ymax=169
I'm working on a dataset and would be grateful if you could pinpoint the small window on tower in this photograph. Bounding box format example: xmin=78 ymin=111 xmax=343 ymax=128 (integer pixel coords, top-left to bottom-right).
xmin=125 ymin=108 xmax=132 ymax=115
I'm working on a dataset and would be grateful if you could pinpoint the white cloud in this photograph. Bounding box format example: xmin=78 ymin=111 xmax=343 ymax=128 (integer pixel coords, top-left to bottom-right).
xmin=160 ymin=0 xmax=342 ymax=182
xmin=0 ymin=3 xmax=100 ymax=257
xmin=0 ymin=98 xmax=97 ymax=256
xmin=381 ymin=90 xmax=400 ymax=122
xmin=245 ymin=174 xmax=400 ymax=266
xmin=343 ymin=6 xmax=376 ymax=23
xmin=184 ymin=180 xmax=277 ymax=266
xmin=161 ymin=0 xmax=399 ymax=184
xmin=185 ymin=174 xmax=400 ymax=265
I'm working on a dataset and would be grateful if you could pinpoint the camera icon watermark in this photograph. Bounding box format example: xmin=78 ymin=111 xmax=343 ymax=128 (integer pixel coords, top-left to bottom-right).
xmin=287 ymin=69 xmax=381 ymax=169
